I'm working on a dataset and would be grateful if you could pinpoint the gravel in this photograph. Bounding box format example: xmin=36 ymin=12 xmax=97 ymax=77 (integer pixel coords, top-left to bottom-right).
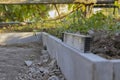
xmin=0 ymin=42 xmax=65 ymax=80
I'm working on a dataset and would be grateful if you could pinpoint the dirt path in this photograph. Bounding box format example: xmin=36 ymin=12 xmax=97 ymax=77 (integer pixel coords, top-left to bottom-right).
xmin=0 ymin=42 xmax=65 ymax=80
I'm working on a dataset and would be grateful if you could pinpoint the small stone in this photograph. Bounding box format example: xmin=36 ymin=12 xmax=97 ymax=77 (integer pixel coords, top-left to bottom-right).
xmin=48 ymin=76 xmax=59 ymax=80
xmin=41 ymin=54 xmax=49 ymax=63
xmin=43 ymin=58 xmax=49 ymax=63
xmin=37 ymin=62 xmax=42 ymax=66
xmin=115 ymin=32 xmax=120 ymax=36
xmin=49 ymin=59 xmax=56 ymax=67
xmin=41 ymin=50 xmax=48 ymax=54
xmin=88 ymin=30 xmax=94 ymax=35
xmin=39 ymin=67 xmax=49 ymax=74
xmin=29 ymin=67 xmax=36 ymax=73
xmin=25 ymin=61 xmax=33 ymax=67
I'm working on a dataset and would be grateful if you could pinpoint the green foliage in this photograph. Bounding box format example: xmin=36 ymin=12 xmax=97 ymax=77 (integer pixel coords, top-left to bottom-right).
xmin=62 ymin=12 xmax=120 ymax=33
xmin=0 ymin=4 xmax=119 ymax=39
xmin=0 ymin=5 xmax=49 ymax=22
xmin=47 ymin=11 xmax=120 ymax=38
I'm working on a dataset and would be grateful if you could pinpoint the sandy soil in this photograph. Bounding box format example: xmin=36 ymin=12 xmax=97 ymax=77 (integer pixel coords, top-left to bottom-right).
xmin=0 ymin=42 xmax=65 ymax=80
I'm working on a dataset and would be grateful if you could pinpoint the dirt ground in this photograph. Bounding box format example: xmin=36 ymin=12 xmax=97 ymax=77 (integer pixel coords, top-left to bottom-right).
xmin=90 ymin=30 xmax=120 ymax=59
xmin=0 ymin=42 xmax=65 ymax=80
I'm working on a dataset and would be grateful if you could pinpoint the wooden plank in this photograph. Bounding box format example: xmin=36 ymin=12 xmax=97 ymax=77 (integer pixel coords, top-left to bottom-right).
xmin=0 ymin=0 xmax=116 ymax=4
xmin=0 ymin=22 xmax=32 ymax=27
xmin=94 ymin=4 xmax=118 ymax=8
xmin=0 ymin=0 xmax=74 ymax=4
xmin=97 ymin=0 xmax=114 ymax=3
xmin=0 ymin=0 xmax=117 ymax=4
xmin=0 ymin=0 xmax=97 ymax=4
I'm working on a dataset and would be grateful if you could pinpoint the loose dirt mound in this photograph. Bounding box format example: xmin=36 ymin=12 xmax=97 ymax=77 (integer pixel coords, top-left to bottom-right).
xmin=90 ymin=30 xmax=120 ymax=59
xmin=0 ymin=42 xmax=65 ymax=80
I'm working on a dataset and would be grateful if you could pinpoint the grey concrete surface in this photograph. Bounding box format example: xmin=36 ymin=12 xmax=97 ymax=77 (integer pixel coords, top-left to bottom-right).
xmin=111 ymin=60 xmax=120 ymax=80
xmin=0 ymin=32 xmax=42 ymax=44
xmin=0 ymin=32 xmax=119 ymax=80
xmin=63 ymin=32 xmax=91 ymax=53
xmin=42 ymin=32 xmax=113 ymax=80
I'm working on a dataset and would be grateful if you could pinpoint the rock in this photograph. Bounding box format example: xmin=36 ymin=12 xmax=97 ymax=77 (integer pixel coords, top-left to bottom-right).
xmin=49 ymin=59 xmax=56 ymax=67
xmin=115 ymin=32 xmax=120 ymax=36
xmin=48 ymin=76 xmax=59 ymax=80
xmin=41 ymin=54 xmax=49 ymax=63
xmin=43 ymin=59 xmax=48 ymax=63
xmin=25 ymin=61 xmax=33 ymax=67
xmin=41 ymin=50 xmax=48 ymax=54
xmin=52 ymin=69 xmax=61 ymax=75
xmin=37 ymin=62 xmax=42 ymax=66
xmin=88 ymin=30 xmax=94 ymax=35
xmin=29 ymin=67 xmax=36 ymax=73
xmin=39 ymin=67 xmax=49 ymax=74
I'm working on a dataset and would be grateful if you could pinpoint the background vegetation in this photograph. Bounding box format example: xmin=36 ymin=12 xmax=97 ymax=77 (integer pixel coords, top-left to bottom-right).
xmin=0 ymin=4 xmax=120 ymax=38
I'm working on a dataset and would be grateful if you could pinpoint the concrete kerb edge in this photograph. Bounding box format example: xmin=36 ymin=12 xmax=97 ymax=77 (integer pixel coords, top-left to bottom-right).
xmin=42 ymin=32 xmax=114 ymax=80
xmin=110 ymin=60 xmax=120 ymax=80
xmin=42 ymin=32 xmax=108 ymax=61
